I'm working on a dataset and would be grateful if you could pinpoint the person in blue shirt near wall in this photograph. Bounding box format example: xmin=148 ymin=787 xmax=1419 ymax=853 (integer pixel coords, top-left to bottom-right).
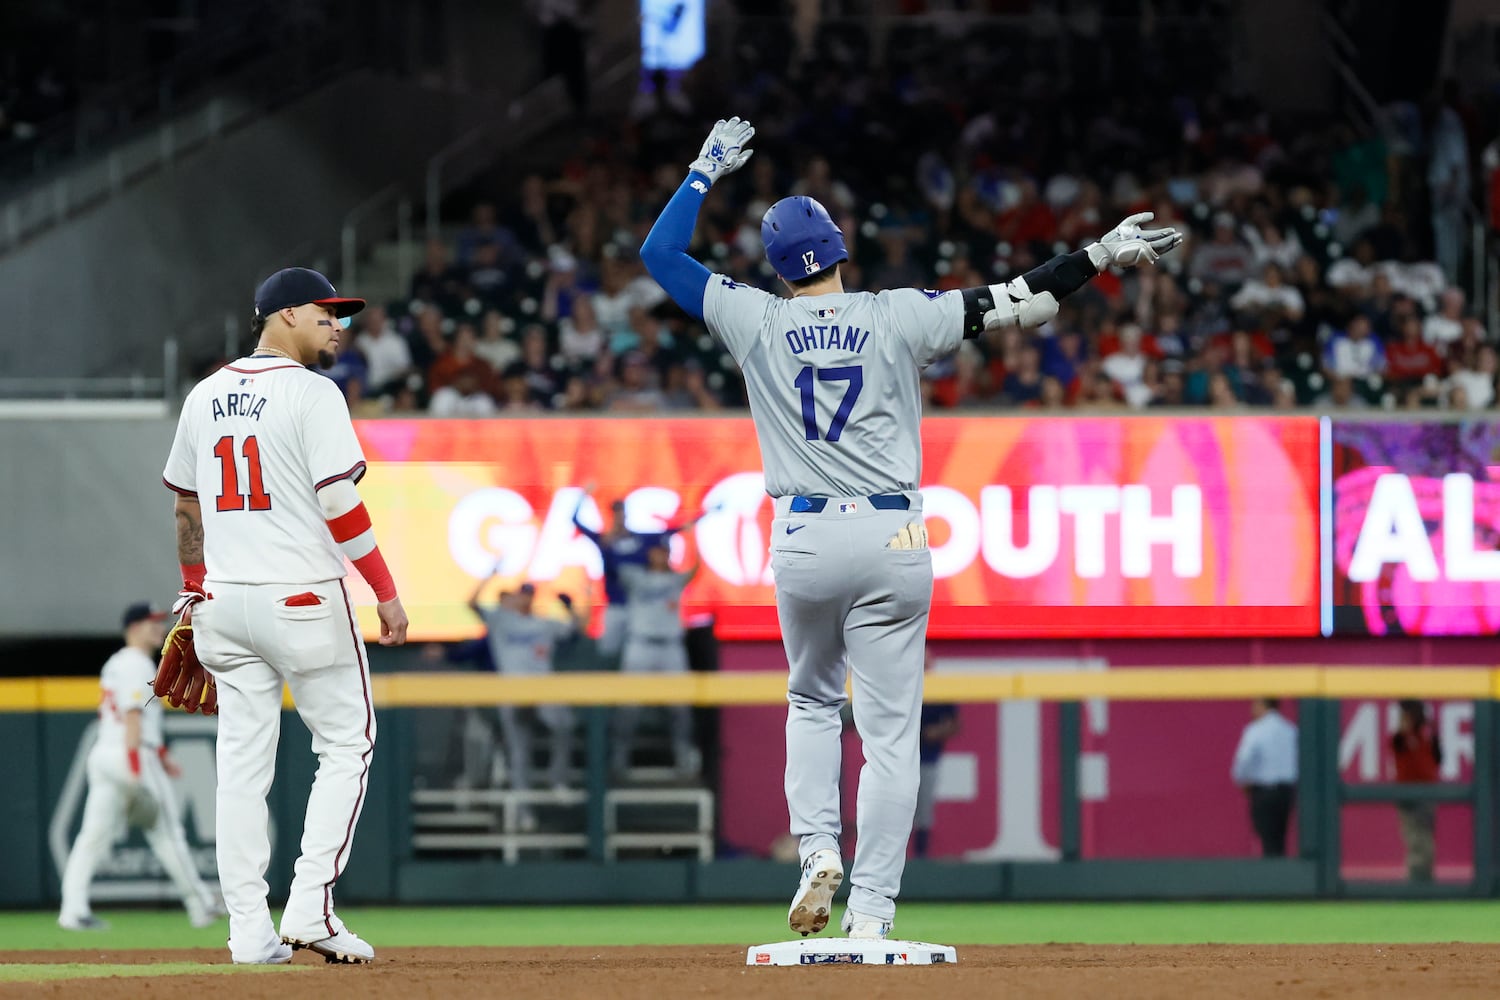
xmin=1230 ymin=698 xmax=1300 ymax=857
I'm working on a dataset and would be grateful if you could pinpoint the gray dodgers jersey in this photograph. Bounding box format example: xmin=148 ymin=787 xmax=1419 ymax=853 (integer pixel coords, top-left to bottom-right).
xmin=481 ymin=606 xmax=573 ymax=674
xmin=702 ymin=276 xmax=965 ymax=497
xmin=618 ymin=566 xmax=692 ymax=640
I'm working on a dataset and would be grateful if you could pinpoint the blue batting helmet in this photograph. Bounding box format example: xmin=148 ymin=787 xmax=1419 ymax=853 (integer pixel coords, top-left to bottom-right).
xmin=761 ymin=196 xmax=848 ymax=283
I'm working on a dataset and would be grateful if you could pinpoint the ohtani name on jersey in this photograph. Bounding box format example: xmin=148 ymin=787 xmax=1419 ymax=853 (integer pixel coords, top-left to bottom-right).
xmin=784 ymin=324 xmax=871 ymax=356
xmin=211 ymin=393 xmax=268 ymax=421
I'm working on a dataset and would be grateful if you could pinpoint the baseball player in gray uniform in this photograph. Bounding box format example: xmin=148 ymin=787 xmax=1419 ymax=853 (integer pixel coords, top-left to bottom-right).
xmin=640 ymin=116 xmax=1181 ymax=939
xmin=613 ymin=544 xmax=700 ymax=775
xmin=468 ymin=572 xmax=587 ymax=808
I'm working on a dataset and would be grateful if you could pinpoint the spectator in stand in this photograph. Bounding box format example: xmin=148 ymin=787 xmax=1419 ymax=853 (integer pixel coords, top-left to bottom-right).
xmin=465 ymin=240 xmax=510 ymax=309
xmin=515 ymin=324 xmax=562 ymax=406
xmin=1391 ymin=700 xmax=1443 ymax=883
xmin=1446 ymin=344 xmax=1497 ymax=411
xmin=664 ymin=359 xmax=722 ymax=411
xmin=1037 ymin=375 xmax=1068 ymax=409
xmin=1427 ymin=86 xmax=1471 ymax=285
xmin=428 ymin=323 xmax=495 ymax=396
xmin=496 ymin=364 xmax=544 ymax=413
xmin=474 ymin=311 xmax=521 ymax=373
xmin=912 ymin=650 xmax=959 ymax=860
xmin=456 ymin=201 xmax=522 ymax=267
xmin=406 ymin=304 xmax=449 ymax=375
xmin=558 ymin=295 xmax=606 ymax=366
xmin=593 ymin=252 xmax=654 ymax=344
xmin=607 ymin=352 xmax=666 ymax=412
xmin=791 ymin=155 xmax=855 ymax=215
xmin=1230 ymin=264 xmax=1305 ymax=325
xmin=1190 ymin=214 xmax=1255 ymax=288
xmin=355 ymin=305 xmax=414 ymax=397
xmin=628 ymin=306 xmax=680 ymax=384
xmin=1101 ymin=324 xmax=1153 ymax=408
xmin=995 ymin=178 xmax=1058 ymax=253
xmin=410 ymin=239 xmax=468 ymax=313
xmin=869 ymin=229 xmax=924 ymax=292
xmin=1206 ymin=371 xmax=1240 ymax=409
xmin=1002 ymin=344 xmax=1045 ymax=406
xmin=1149 ymin=361 xmax=1187 ymax=407
xmin=1331 ymin=184 xmax=1381 ymax=248
xmin=1323 ymin=375 xmax=1369 ymax=410
xmin=1245 ymin=220 xmax=1304 ymax=272
xmin=431 ymin=367 xmax=498 ymax=417
xmin=322 ymin=342 xmax=368 ymax=404
xmin=1324 ymin=314 xmax=1384 ymax=381
xmin=1041 ymin=328 xmax=1088 ymax=395
xmin=1385 ymin=314 xmax=1445 ymax=402
xmin=1327 ymin=238 xmax=1379 ymax=295
xmin=1422 ymin=288 xmax=1466 ymax=356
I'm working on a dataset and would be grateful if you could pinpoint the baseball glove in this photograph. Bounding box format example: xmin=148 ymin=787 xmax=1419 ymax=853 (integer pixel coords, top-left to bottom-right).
xmin=153 ymin=585 xmax=218 ymax=715
xmin=125 ymin=784 xmax=160 ymax=829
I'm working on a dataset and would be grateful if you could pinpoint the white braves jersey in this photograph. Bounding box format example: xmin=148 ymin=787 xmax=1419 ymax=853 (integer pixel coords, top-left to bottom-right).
xmin=96 ymin=646 xmax=164 ymax=749
xmin=702 ymin=276 xmax=964 ymax=497
xmin=163 ymin=356 xmax=366 ymax=585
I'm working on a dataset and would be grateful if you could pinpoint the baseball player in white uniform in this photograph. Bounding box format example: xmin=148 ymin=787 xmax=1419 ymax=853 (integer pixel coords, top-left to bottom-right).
xmin=641 ymin=117 xmax=1181 ymax=938
xmin=613 ymin=544 xmax=699 ymax=775
xmin=58 ymin=602 xmax=223 ymax=931
xmin=161 ymin=267 xmax=409 ymax=965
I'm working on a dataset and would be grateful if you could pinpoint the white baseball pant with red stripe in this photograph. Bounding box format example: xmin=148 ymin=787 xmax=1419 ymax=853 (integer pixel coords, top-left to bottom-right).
xmin=190 ymin=578 xmax=374 ymax=961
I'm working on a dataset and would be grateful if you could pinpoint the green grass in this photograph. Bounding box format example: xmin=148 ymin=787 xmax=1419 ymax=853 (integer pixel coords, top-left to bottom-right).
xmin=6 ymin=902 xmax=1500 ymax=953
xmin=0 ymin=963 xmax=300 ymax=982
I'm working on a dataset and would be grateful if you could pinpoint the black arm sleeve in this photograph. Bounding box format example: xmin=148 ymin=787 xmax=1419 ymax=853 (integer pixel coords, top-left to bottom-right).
xmin=959 ymin=286 xmax=998 ymax=340
xmin=1021 ymin=249 xmax=1099 ymax=300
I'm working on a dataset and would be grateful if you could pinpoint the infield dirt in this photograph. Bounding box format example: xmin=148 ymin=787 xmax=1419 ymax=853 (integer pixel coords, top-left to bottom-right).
xmin=2 ymin=943 xmax=1496 ymax=998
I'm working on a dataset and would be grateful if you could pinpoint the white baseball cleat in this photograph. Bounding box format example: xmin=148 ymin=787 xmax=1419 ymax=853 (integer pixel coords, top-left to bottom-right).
xmin=57 ymin=914 xmax=109 ymax=932
xmin=841 ymin=909 xmax=893 ymax=940
xmin=282 ymin=927 xmax=375 ymax=964
xmin=787 ymin=848 xmax=843 ymax=936
xmin=232 ymin=942 xmax=294 ymax=965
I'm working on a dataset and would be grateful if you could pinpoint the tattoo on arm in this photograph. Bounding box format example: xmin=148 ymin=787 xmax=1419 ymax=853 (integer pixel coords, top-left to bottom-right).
xmin=175 ymin=497 xmax=204 ymax=565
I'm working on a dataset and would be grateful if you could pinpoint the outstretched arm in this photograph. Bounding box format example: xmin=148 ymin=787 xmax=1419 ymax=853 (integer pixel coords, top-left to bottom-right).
xmin=640 ymin=117 xmax=756 ymax=320
xmin=957 ymin=213 xmax=1184 ymax=339
xmin=572 ymin=485 xmax=604 ymax=544
xmin=467 ymin=561 xmax=502 ymax=618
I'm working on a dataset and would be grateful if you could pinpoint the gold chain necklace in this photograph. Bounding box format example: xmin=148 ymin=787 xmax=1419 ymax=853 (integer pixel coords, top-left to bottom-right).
xmin=252 ymin=346 xmax=298 ymax=361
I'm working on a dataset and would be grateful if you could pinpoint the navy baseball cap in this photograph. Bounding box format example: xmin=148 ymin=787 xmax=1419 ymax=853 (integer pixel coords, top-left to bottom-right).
xmin=254 ymin=267 xmax=365 ymax=320
xmin=122 ymin=602 xmax=168 ymax=629
xmin=518 ymin=582 xmax=537 ymax=596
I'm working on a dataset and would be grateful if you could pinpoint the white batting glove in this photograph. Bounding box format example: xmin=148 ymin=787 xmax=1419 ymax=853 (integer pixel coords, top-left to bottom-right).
xmin=1086 ymin=212 xmax=1183 ymax=270
xmin=688 ymin=116 xmax=755 ymax=188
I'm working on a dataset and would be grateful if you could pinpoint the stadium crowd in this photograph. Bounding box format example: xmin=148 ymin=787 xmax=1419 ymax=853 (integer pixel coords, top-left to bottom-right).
xmin=324 ymin=10 xmax=1499 ymax=417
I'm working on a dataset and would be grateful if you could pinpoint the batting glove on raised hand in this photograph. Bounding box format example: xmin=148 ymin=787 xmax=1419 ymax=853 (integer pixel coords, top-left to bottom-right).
xmin=688 ymin=116 xmax=755 ymax=188
xmin=1086 ymin=212 xmax=1183 ymax=270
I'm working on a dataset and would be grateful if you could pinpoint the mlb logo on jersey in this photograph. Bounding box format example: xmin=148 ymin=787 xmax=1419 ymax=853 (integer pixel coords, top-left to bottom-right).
xmin=816 ymin=307 xmax=837 ymax=319
xmin=838 ymin=502 xmax=859 ymax=513
xmin=239 ymin=378 xmax=255 ymax=386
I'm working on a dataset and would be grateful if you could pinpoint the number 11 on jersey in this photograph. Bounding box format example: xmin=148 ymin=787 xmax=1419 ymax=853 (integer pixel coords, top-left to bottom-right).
xmin=795 ymin=365 xmax=863 ymax=442
xmin=213 ymin=434 xmax=272 ymax=511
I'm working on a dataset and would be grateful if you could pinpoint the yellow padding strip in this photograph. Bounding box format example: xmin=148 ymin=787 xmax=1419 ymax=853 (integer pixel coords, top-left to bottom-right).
xmin=4 ymin=667 xmax=1499 ymax=712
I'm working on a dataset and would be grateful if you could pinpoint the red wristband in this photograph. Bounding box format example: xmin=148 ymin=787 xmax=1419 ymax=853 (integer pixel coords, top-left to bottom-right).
xmin=157 ymin=746 xmax=170 ymax=762
xmin=352 ymin=546 xmax=398 ymax=603
xmin=127 ymin=748 xmax=141 ymax=777
xmin=181 ymin=562 xmax=206 ymax=587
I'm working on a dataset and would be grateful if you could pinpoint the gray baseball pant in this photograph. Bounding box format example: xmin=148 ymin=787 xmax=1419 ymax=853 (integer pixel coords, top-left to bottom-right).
xmin=771 ymin=494 xmax=932 ymax=924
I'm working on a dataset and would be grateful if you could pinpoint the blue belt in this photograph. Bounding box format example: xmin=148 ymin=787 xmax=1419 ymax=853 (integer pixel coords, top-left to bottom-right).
xmin=789 ymin=494 xmax=910 ymax=513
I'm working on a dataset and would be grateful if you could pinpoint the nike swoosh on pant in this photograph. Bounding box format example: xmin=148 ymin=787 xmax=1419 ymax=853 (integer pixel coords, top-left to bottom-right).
xmin=785 ymin=525 xmax=807 ymax=535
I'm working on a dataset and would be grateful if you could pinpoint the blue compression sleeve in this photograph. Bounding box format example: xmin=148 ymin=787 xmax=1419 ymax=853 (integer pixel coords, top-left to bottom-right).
xmin=640 ymin=172 xmax=714 ymax=320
